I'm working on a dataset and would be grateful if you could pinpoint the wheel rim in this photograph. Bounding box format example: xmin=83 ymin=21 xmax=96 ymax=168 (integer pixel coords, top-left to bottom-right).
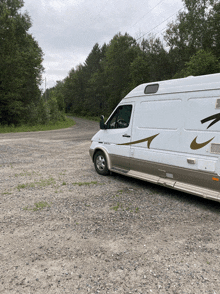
xmin=96 ymin=155 xmax=106 ymax=171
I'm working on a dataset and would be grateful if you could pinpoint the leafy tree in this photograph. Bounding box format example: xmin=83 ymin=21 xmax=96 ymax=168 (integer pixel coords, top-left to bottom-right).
xmin=164 ymin=0 xmax=215 ymax=73
xmin=129 ymin=54 xmax=150 ymax=88
xmin=208 ymin=1 xmax=220 ymax=57
xmin=141 ymin=36 xmax=172 ymax=82
xmin=103 ymin=33 xmax=140 ymax=111
xmin=0 ymin=0 xmax=44 ymax=125
xmin=174 ymin=49 xmax=220 ymax=78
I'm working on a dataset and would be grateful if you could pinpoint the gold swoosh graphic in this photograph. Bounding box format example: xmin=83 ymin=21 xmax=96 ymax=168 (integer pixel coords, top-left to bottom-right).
xmin=117 ymin=133 xmax=159 ymax=149
xmin=190 ymin=136 xmax=215 ymax=150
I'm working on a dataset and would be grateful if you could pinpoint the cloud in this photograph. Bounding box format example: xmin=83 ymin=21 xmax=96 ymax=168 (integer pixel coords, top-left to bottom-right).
xmin=21 ymin=0 xmax=183 ymax=89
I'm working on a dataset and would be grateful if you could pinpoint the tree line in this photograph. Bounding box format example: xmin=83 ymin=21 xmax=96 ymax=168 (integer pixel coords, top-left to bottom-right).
xmin=47 ymin=0 xmax=220 ymax=118
xmin=1 ymin=0 xmax=220 ymax=126
xmin=0 ymin=0 xmax=65 ymax=126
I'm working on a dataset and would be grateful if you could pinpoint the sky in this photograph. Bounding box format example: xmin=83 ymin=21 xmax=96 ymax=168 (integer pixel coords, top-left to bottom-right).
xmin=21 ymin=0 xmax=184 ymax=90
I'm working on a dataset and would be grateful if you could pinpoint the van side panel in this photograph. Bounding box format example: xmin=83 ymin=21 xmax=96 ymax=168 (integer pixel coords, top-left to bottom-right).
xmin=129 ymin=90 xmax=220 ymax=194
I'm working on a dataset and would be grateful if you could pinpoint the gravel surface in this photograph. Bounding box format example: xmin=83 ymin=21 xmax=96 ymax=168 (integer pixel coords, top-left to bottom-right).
xmin=0 ymin=117 xmax=220 ymax=294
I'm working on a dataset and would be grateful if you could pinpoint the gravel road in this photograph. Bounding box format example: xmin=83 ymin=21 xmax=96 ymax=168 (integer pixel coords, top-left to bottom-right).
xmin=0 ymin=117 xmax=220 ymax=294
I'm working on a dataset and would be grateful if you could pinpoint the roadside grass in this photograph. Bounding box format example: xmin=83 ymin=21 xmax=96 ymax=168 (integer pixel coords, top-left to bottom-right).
xmin=66 ymin=113 xmax=101 ymax=122
xmin=17 ymin=177 xmax=56 ymax=191
xmin=0 ymin=117 xmax=75 ymax=133
xmin=23 ymin=201 xmax=51 ymax=211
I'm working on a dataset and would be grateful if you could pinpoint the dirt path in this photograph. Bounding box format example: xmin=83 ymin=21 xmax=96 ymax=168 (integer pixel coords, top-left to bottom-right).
xmin=0 ymin=117 xmax=220 ymax=294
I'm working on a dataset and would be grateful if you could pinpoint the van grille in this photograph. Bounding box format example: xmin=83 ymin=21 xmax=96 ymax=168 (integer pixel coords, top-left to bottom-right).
xmin=211 ymin=143 xmax=220 ymax=154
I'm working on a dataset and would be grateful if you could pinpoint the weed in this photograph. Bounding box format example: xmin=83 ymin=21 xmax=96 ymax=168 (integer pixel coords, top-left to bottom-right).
xmin=37 ymin=177 xmax=56 ymax=187
xmin=33 ymin=201 xmax=50 ymax=211
xmin=110 ymin=202 xmax=120 ymax=211
xmin=23 ymin=201 xmax=51 ymax=211
xmin=1 ymin=191 xmax=12 ymax=195
xmin=135 ymin=207 xmax=139 ymax=213
xmin=17 ymin=183 xmax=28 ymax=190
xmin=72 ymin=181 xmax=97 ymax=186
xmin=14 ymin=171 xmax=36 ymax=177
xmin=16 ymin=177 xmax=56 ymax=190
xmin=62 ymin=181 xmax=66 ymax=185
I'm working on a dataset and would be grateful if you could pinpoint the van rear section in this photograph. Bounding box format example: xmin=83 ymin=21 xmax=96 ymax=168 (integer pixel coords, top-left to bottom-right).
xmin=89 ymin=74 xmax=220 ymax=202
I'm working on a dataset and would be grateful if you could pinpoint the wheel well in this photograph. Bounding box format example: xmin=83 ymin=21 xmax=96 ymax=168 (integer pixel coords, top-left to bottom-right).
xmin=93 ymin=148 xmax=111 ymax=170
xmin=93 ymin=148 xmax=103 ymax=162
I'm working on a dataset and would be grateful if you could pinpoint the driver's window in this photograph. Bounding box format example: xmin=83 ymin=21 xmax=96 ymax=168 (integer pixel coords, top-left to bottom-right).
xmin=107 ymin=105 xmax=132 ymax=129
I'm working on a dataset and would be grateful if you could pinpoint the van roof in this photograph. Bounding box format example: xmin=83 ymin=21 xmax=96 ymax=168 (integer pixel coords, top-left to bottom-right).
xmin=124 ymin=73 xmax=220 ymax=98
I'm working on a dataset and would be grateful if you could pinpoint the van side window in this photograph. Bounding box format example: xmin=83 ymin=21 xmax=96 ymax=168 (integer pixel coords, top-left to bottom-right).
xmin=107 ymin=105 xmax=132 ymax=129
xmin=144 ymin=84 xmax=159 ymax=94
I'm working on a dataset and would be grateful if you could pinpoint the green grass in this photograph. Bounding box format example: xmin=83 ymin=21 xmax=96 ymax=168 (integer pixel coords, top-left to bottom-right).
xmin=0 ymin=117 xmax=75 ymax=133
xmin=23 ymin=201 xmax=51 ymax=211
xmin=16 ymin=177 xmax=56 ymax=190
xmin=66 ymin=113 xmax=101 ymax=122
xmin=72 ymin=181 xmax=98 ymax=186
xmin=110 ymin=202 xmax=121 ymax=211
xmin=14 ymin=171 xmax=39 ymax=177
xmin=1 ymin=191 xmax=12 ymax=195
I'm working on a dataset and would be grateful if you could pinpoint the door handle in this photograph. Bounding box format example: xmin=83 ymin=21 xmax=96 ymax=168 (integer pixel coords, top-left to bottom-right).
xmin=122 ymin=134 xmax=131 ymax=138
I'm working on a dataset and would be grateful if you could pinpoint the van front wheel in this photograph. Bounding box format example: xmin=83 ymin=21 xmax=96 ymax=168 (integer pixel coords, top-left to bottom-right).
xmin=94 ymin=151 xmax=110 ymax=176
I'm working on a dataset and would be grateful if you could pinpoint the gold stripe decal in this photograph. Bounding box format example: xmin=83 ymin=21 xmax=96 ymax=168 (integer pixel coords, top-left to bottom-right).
xmin=190 ymin=136 xmax=215 ymax=150
xmin=117 ymin=133 xmax=159 ymax=148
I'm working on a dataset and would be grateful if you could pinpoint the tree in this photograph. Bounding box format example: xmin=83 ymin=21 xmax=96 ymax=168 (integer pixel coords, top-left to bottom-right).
xmin=140 ymin=36 xmax=172 ymax=82
xmin=208 ymin=1 xmax=220 ymax=57
xmin=174 ymin=49 xmax=220 ymax=78
xmin=164 ymin=0 xmax=215 ymax=74
xmin=103 ymin=33 xmax=140 ymax=111
xmin=0 ymin=0 xmax=44 ymax=125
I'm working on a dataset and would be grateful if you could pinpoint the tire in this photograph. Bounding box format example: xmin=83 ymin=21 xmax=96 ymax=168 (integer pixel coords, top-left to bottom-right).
xmin=94 ymin=151 xmax=110 ymax=176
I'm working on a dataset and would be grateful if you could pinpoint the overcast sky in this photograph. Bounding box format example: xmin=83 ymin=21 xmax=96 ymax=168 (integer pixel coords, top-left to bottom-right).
xmin=21 ymin=0 xmax=184 ymax=90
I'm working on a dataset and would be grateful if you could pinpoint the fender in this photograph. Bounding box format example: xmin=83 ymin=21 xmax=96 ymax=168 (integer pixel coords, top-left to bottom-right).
xmin=93 ymin=146 xmax=112 ymax=170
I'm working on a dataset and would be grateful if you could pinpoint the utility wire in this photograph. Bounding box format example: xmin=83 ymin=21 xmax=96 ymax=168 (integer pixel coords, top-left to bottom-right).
xmin=131 ymin=0 xmax=165 ymax=28
xmin=136 ymin=8 xmax=183 ymax=41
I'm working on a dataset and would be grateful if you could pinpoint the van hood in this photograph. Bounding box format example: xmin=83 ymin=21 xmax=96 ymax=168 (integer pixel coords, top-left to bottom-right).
xmin=91 ymin=130 xmax=104 ymax=142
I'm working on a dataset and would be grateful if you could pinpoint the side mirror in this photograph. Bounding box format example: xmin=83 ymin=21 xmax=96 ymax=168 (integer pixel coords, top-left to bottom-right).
xmin=100 ymin=115 xmax=106 ymax=129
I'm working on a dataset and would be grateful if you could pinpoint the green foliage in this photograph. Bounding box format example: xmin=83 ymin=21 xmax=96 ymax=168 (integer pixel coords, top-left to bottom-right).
xmin=175 ymin=49 xmax=220 ymax=78
xmin=23 ymin=201 xmax=51 ymax=211
xmin=0 ymin=117 xmax=75 ymax=133
xmin=0 ymin=0 xmax=44 ymax=125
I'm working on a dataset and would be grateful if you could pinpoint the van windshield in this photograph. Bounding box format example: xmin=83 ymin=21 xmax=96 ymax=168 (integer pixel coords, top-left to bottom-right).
xmin=107 ymin=105 xmax=132 ymax=129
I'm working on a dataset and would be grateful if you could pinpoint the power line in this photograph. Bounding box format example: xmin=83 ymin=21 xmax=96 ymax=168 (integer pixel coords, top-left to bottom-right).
xmin=131 ymin=0 xmax=165 ymax=28
xmin=136 ymin=7 xmax=184 ymax=41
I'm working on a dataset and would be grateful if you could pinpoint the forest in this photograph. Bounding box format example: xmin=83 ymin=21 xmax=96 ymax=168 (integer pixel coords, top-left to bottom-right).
xmin=1 ymin=0 xmax=220 ymax=126
xmin=46 ymin=0 xmax=220 ymax=118
xmin=0 ymin=0 xmax=65 ymax=126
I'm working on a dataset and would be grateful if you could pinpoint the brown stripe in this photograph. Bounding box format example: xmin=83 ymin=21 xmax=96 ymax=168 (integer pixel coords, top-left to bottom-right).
xmin=118 ymin=133 xmax=159 ymax=148
xmin=190 ymin=136 xmax=215 ymax=150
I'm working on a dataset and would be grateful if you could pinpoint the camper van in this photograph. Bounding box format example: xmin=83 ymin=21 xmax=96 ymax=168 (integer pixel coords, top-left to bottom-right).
xmin=89 ymin=73 xmax=220 ymax=202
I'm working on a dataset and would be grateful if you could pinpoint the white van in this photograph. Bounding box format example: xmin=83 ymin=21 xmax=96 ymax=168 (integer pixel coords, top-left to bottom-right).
xmin=89 ymin=73 xmax=220 ymax=202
